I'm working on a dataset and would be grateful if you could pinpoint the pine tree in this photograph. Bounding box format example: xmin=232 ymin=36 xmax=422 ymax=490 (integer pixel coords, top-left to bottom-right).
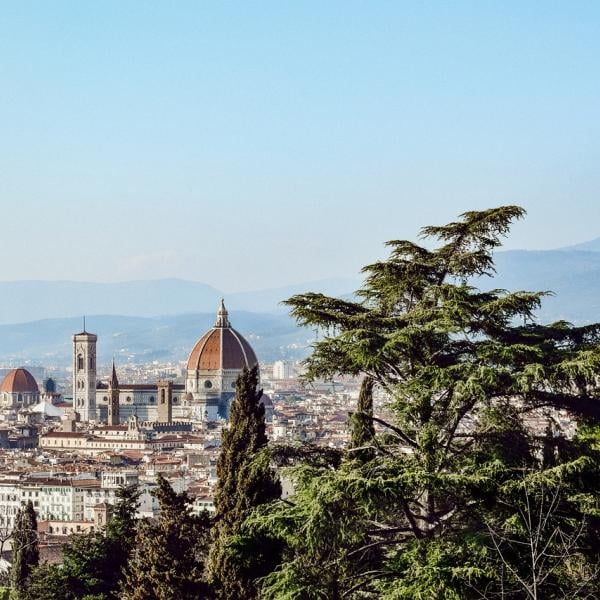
xmin=121 ymin=475 xmax=210 ymax=600
xmin=11 ymin=501 xmax=38 ymax=593
xmin=250 ymin=206 xmax=600 ymax=598
xmin=207 ymin=365 xmax=281 ymax=600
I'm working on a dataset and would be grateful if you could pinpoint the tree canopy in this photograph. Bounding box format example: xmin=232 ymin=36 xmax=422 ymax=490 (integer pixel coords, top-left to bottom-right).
xmin=208 ymin=365 xmax=282 ymax=600
xmin=121 ymin=475 xmax=210 ymax=600
xmin=247 ymin=206 xmax=600 ymax=598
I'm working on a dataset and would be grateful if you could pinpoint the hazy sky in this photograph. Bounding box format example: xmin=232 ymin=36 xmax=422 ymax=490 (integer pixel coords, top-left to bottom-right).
xmin=1 ymin=2 xmax=599 ymax=291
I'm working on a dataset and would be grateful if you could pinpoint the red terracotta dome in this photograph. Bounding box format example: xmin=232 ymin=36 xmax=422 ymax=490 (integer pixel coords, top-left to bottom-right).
xmin=187 ymin=300 xmax=258 ymax=372
xmin=0 ymin=368 xmax=39 ymax=394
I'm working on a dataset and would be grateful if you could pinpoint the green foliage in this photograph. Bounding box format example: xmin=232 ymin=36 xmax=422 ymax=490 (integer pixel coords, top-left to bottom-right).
xmin=250 ymin=206 xmax=600 ymax=598
xmin=376 ymin=536 xmax=494 ymax=600
xmin=10 ymin=501 xmax=38 ymax=594
xmin=349 ymin=376 xmax=376 ymax=462
xmin=120 ymin=475 xmax=210 ymax=600
xmin=21 ymin=485 xmax=140 ymax=600
xmin=247 ymin=463 xmax=373 ymax=600
xmin=208 ymin=366 xmax=282 ymax=600
xmin=0 ymin=587 xmax=11 ymax=600
xmin=484 ymin=470 xmax=600 ymax=598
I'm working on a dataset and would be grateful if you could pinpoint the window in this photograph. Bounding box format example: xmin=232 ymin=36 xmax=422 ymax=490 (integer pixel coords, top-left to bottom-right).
xmin=77 ymin=354 xmax=84 ymax=371
xmin=160 ymin=389 xmax=165 ymax=404
xmin=204 ymin=380 xmax=212 ymax=389
xmin=149 ymin=396 xmax=155 ymax=403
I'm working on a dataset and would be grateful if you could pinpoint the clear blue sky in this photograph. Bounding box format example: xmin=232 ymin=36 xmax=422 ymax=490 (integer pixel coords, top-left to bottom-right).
xmin=1 ymin=2 xmax=599 ymax=291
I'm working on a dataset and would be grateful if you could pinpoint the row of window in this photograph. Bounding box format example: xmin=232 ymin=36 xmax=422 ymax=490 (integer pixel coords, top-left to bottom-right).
xmin=77 ymin=355 xmax=95 ymax=371
xmin=0 ymin=506 xmax=19 ymax=514
xmin=0 ymin=494 xmax=18 ymax=501
xmin=48 ymin=524 xmax=86 ymax=534
xmin=190 ymin=380 xmax=236 ymax=390
xmin=100 ymin=395 xmax=181 ymax=404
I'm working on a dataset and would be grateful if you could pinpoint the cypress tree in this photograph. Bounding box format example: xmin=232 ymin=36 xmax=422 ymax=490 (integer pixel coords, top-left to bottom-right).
xmin=208 ymin=365 xmax=281 ymax=600
xmin=11 ymin=501 xmax=38 ymax=593
xmin=121 ymin=475 xmax=210 ymax=600
xmin=350 ymin=376 xmax=375 ymax=461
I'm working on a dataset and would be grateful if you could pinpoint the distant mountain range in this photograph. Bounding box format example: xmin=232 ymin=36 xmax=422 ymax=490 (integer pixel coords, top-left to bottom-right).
xmin=0 ymin=277 xmax=359 ymax=325
xmin=0 ymin=312 xmax=312 ymax=366
xmin=3 ymin=239 xmax=600 ymax=367
xmin=559 ymin=237 xmax=600 ymax=253
xmin=489 ymin=243 xmax=600 ymax=324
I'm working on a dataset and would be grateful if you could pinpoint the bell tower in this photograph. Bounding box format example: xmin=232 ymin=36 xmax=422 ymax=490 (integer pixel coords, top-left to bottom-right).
xmin=107 ymin=360 xmax=120 ymax=426
xmin=73 ymin=320 xmax=97 ymax=422
xmin=157 ymin=380 xmax=173 ymax=423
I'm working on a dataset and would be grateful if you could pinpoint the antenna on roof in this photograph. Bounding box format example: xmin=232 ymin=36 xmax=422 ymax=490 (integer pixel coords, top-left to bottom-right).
xmin=83 ymin=316 xmax=86 ymax=333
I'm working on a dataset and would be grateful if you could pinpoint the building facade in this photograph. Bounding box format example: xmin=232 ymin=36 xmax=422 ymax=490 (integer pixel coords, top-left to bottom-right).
xmin=0 ymin=471 xmax=158 ymax=533
xmin=73 ymin=330 xmax=98 ymax=422
xmin=273 ymin=360 xmax=293 ymax=380
xmin=185 ymin=300 xmax=259 ymax=420
xmin=73 ymin=301 xmax=259 ymax=424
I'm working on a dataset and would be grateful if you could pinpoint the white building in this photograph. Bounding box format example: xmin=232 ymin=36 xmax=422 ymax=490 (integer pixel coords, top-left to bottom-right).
xmin=0 ymin=470 xmax=161 ymax=531
xmin=38 ymin=479 xmax=84 ymax=522
xmin=273 ymin=360 xmax=293 ymax=380
xmin=0 ymin=478 xmax=22 ymax=530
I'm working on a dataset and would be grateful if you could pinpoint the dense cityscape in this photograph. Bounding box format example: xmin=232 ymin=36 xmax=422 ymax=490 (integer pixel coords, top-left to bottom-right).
xmin=0 ymin=302 xmax=365 ymax=551
xmin=2 ymin=3 xmax=600 ymax=598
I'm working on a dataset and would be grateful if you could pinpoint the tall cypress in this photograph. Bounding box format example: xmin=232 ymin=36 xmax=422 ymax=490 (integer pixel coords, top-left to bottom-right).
xmin=11 ymin=501 xmax=38 ymax=593
xmin=208 ymin=365 xmax=281 ymax=600
xmin=350 ymin=376 xmax=375 ymax=461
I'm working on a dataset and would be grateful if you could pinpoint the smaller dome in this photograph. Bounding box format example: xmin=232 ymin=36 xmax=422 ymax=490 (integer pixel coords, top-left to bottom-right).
xmin=0 ymin=368 xmax=39 ymax=394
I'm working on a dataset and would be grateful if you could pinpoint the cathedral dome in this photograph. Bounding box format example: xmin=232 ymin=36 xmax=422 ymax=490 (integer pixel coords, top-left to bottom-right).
xmin=187 ymin=300 xmax=258 ymax=372
xmin=0 ymin=368 xmax=39 ymax=394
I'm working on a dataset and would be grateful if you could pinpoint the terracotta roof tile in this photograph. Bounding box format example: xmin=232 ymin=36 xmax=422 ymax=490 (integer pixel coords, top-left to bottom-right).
xmin=0 ymin=368 xmax=39 ymax=394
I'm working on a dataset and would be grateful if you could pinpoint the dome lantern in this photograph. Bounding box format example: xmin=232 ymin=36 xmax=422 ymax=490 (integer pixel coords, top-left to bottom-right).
xmin=215 ymin=298 xmax=230 ymax=328
xmin=187 ymin=301 xmax=257 ymax=372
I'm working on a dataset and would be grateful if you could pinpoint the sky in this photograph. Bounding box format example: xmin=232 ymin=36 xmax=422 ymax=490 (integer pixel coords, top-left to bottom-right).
xmin=0 ymin=2 xmax=599 ymax=291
